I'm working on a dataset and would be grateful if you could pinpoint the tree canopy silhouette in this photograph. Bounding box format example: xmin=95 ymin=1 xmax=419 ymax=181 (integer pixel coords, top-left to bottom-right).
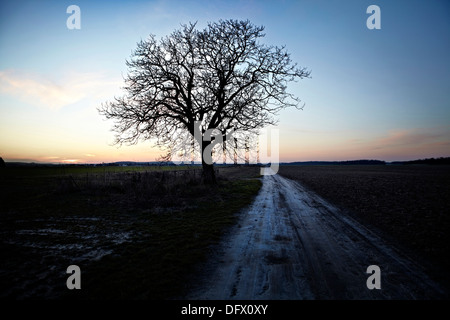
xmin=99 ymin=19 xmax=310 ymax=183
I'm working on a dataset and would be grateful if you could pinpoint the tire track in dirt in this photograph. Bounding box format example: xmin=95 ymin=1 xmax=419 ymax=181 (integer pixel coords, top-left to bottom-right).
xmin=185 ymin=169 xmax=447 ymax=299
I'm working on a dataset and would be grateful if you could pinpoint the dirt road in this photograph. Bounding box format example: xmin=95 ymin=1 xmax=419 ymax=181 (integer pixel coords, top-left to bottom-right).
xmin=185 ymin=168 xmax=447 ymax=299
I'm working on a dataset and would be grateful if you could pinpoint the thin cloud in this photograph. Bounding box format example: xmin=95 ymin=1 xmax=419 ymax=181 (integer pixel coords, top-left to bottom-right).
xmin=61 ymin=159 xmax=80 ymax=164
xmin=371 ymin=129 xmax=443 ymax=150
xmin=346 ymin=128 xmax=450 ymax=160
xmin=0 ymin=69 xmax=121 ymax=110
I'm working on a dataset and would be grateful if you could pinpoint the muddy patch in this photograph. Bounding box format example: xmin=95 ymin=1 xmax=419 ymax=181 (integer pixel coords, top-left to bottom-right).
xmin=185 ymin=170 xmax=449 ymax=299
xmin=0 ymin=214 xmax=136 ymax=299
xmin=265 ymin=253 xmax=290 ymax=265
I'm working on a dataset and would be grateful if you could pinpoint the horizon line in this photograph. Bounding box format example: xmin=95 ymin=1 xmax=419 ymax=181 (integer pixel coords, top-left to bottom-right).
xmin=3 ymin=157 xmax=450 ymax=166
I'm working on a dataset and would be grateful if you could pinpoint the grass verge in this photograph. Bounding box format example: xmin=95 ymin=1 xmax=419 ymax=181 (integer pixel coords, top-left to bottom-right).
xmin=0 ymin=166 xmax=262 ymax=299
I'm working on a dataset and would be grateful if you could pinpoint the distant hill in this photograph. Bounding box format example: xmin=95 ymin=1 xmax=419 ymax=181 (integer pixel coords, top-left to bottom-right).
xmin=390 ymin=157 xmax=450 ymax=165
xmin=3 ymin=161 xmax=180 ymax=167
xmin=103 ymin=161 xmax=178 ymax=167
xmin=282 ymin=157 xmax=450 ymax=166
xmin=4 ymin=157 xmax=450 ymax=167
xmin=282 ymin=160 xmax=386 ymax=166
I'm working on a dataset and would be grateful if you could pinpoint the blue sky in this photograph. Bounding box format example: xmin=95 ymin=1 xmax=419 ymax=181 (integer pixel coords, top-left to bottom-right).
xmin=1 ymin=0 xmax=449 ymax=163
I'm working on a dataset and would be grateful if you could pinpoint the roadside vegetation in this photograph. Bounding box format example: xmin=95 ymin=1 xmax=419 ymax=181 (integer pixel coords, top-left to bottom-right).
xmin=0 ymin=165 xmax=262 ymax=299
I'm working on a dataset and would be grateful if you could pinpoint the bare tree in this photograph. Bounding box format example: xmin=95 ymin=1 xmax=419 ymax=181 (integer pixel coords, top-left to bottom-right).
xmin=99 ymin=19 xmax=310 ymax=183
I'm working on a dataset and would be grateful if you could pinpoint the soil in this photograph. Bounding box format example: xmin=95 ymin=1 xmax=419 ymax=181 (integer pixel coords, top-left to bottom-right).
xmin=0 ymin=166 xmax=261 ymax=299
xmin=277 ymin=165 xmax=450 ymax=289
xmin=184 ymin=168 xmax=449 ymax=299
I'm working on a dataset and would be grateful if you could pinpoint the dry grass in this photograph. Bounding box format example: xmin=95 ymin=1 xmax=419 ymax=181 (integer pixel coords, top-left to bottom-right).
xmin=0 ymin=165 xmax=262 ymax=299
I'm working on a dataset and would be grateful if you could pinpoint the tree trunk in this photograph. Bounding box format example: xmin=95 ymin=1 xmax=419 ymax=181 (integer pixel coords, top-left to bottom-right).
xmin=201 ymin=140 xmax=217 ymax=184
xmin=201 ymin=161 xmax=216 ymax=184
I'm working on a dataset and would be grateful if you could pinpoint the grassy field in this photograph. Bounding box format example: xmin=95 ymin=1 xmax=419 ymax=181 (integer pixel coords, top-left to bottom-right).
xmin=0 ymin=165 xmax=262 ymax=299
xmin=278 ymin=164 xmax=450 ymax=286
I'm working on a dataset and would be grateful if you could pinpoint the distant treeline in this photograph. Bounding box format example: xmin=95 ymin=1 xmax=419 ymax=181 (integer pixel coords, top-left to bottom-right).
xmin=3 ymin=157 xmax=450 ymax=167
xmin=0 ymin=161 xmax=178 ymax=167
xmin=391 ymin=157 xmax=450 ymax=165
xmin=282 ymin=160 xmax=386 ymax=166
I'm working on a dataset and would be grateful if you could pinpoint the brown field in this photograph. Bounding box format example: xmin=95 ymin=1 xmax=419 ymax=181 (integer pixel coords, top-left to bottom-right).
xmin=278 ymin=165 xmax=450 ymax=286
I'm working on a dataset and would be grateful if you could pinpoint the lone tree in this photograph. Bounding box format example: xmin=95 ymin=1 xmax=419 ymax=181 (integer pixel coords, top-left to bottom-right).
xmin=100 ymin=20 xmax=310 ymax=183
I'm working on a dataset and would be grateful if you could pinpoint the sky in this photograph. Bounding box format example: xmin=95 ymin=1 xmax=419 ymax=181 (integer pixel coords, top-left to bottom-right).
xmin=1 ymin=0 xmax=449 ymax=164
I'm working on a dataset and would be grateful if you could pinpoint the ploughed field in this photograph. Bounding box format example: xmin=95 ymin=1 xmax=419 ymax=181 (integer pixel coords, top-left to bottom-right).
xmin=278 ymin=164 xmax=450 ymax=288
